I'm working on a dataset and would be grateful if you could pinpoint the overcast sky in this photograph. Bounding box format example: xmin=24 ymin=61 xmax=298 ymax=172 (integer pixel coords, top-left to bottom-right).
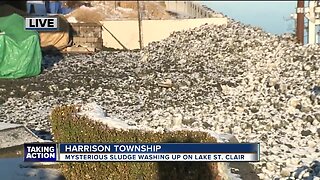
xmin=201 ymin=1 xmax=297 ymax=35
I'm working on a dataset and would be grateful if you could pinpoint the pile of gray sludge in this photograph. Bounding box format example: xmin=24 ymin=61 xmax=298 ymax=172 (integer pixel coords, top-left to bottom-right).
xmin=0 ymin=19 xmax=320 ymax=179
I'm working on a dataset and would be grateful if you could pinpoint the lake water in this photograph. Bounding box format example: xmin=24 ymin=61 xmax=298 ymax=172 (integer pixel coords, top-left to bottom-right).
xmin=201 ymin=1 xmax=297 ymax=35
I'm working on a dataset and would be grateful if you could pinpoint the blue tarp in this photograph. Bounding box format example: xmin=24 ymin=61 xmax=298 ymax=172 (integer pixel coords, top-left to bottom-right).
xmin=27 ymin=1 xmax=72 ymax=15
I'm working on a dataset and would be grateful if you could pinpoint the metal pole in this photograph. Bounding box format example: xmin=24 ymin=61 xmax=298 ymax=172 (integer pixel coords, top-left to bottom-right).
xmin=309 ymin=1 xmax=316 ymax=44
xmin=317 ymin=26 xmax=319 ymax=44
xmin=297 ymin=0 xmax=304 ymax=44
xmin=137 ymin=0 xmax=143 ymax=49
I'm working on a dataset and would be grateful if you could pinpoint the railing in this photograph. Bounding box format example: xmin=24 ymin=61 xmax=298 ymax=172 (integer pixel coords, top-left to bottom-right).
xmin=164 ymin=1 xmax=217 ymax=18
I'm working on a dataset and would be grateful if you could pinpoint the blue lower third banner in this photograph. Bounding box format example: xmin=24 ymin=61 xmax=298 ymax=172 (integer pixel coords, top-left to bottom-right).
xmin=24 ymin=143 xmax=260 ymax=162
xmin=58 ymin=153 xmax=258 ymax=162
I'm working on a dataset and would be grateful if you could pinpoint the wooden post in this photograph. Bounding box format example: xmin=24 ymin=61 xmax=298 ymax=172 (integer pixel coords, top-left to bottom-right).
xmin=137 ymin=0 xmax=143 ymax=49
xmin=296 ymin=0 xmax=304 ymax=44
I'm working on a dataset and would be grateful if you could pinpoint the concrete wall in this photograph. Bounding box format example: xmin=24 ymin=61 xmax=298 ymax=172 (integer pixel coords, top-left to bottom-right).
xmin=165 ymin=1 xmax=217 ymax=18
xmin=101 ymin=17 xmax=227 ymax=50
xmin=71 ymin=23 xmax=103 ymax=49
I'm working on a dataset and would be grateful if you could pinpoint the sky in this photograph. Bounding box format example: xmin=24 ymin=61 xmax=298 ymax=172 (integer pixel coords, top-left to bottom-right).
xmin=201 ymin=1 xmax=297 ymax=35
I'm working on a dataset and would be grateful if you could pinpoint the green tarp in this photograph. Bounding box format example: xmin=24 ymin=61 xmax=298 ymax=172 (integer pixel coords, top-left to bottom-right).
xmin=0 ymin=13 xmax=42 ymax=78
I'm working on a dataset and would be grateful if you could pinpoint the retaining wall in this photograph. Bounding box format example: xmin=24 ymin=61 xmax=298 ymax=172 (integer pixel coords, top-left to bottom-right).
xmin=70 ymin=23 xmax=103 ymax=50
xmin=101 ymin=17 xmax=228 ymax=50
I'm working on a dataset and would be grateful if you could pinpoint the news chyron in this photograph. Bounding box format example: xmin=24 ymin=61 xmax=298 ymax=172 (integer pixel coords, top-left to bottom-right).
xmin=25 ymin=17 xmax=58 ymax=31
xmin=24 ymin=143 xmax=260 ymax=162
